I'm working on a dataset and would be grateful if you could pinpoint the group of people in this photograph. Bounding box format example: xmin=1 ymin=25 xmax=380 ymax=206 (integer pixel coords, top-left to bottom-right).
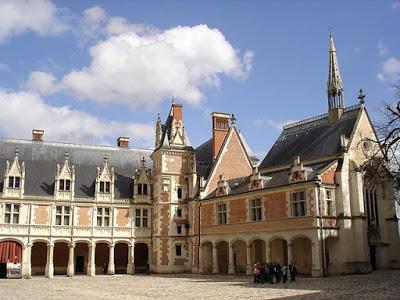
xmin=252 ymin=262 xmax=297 ymax=284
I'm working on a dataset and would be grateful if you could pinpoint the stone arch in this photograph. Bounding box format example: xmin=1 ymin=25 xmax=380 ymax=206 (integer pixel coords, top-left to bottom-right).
xmin=216 ymin=241 xmax=229 ymax=274
xmin=115 ymin=242 xmax=129 ymax=274
xmin=201 ymin=241 xmax=213 ymax=274
xmin=54 ymin=241 xmax=69 ymax=275
xmin=31 ymin=241 xmax=47 ymax=276
xmin=0 ymin=240 xmax=23 ymax=279
xmin=52 ymin=238 xmax=71 ymax=245
xmin=325 ymin=236 xmax=339 ymax=275
xmin=232 ymin=240 xmax=246 ymax=274
xmin=269 ymin=238 xmax=287 ymax=265
xmin=250 ymin=239 xmax=266 ymax=264
xmin=292 ymin=236 xmax=312 ymax=275
xmin=95 ymin=242 xmax=109 ymax=275
xmin=94 ymin=240 xmax=112 ymax=245
xmin=134 ymin=243 xmax=148 ymax=273
xmin=74 ymin=242 xmax=89 ymax=275
xmin=0 ymin=238 xmax=25 ymax=248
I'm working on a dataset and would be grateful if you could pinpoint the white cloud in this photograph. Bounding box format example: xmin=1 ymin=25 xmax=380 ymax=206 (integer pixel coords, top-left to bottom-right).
xmin=31 ymin=23 xmax=253 ymax=109
xmin=0 ymin=88 xmax=153 ymax=147
xmin=254 ymin=118 xmax=298 ymax=130
xmin=83 ymin=5 xmax=107 ymax=25
xmin=393 ymin=1 xmax=400 ymax=9
xmin=0 ymin=0 xmax=67 ymax=41
xmin=80 ymin=5 xmax=107 ymax=40
xmin=377 ymin=57 xmax=400 ymax=83
xmin=377 ymin=40 xmax=389 ymax=56
xmin=25 ymin=71 xmax=59 ymax=95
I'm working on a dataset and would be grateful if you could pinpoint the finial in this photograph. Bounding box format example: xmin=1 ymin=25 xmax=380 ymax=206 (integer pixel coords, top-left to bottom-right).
xmin=141 ymin=156 xmax=146 ymax=168
xmin=157 ymin=113 xmax=161 ymax=121
xmin=104 ymin=154 xmax=108 ymax=164
xmin=358 ymin=89 xmax=365 ymax=105
xmin=172 ymin=96 xmax=175 ymax=104
xmin=64 ymin=151 xmax=69 ymax=161
xmin=14 ymin=147 xmax=19 ymax=158
xmin=230 ymin=113 xmax=236 ymax=125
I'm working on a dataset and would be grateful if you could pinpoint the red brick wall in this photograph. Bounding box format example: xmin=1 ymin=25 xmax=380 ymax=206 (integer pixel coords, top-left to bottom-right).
xmin=265 ymin=192 xmax=287 ymax=220
xmin=229 ymin=198 xmax=247 ymax=223
xmin=201 ymin=203 xmax=214 ymax=226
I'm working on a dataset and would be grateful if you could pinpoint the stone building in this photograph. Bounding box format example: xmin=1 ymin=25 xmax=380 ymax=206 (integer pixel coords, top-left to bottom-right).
xmin=0 ymin=34 xmax=399 ymax=278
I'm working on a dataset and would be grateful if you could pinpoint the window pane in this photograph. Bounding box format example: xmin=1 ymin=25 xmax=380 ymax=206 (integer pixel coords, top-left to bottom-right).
xmin=100 ymin=181 xmax=104 ymax=192
xmin=56 ymin=206 xmax=62 ymax=214
xmin=8 ymin=176 xmax=14 ymax=188
xmin=176 ymin=245 xmax=182 ymax=256
xmin=59 ymin=180 xmax=64 ymax=191
xmin=104 ymin=217 xmax=109 ymax=226
xmin=104 ymin=208 xmax=110 ymax=216
xmin=138 ymin=183 xmax=142 ymax=194
xmin=15 ymin=177 xmax=20 ymax=188
xmin=135 ymin=218 xmax=141 ymax=227
xmin=177 ymin=208 xmax=182 ymax=217
xmin=13 ymin=205 xmax=19 ymax=213
xmin=142 ymin=218 xmax=148 ymax=228
xmin=142 ymin=209 xmax=148 ymax=217
xmin=97 ymin=207 xmax=102 ymax=215
xmin=177 ymin=225 xmax=181 ymax=234
xmin=177 ymin=187 xmax=182 ymax=199
xmin=64 ymin=216 xmax=69 ymax=225
xmin=12 ymin=214 xmax=19 ymax=224
xmin=56 ymin=215 xmax=62 ymax=225
xmin=143 ymin=184 xmax=148 ymax=195
xmin=4 ymin=213 xmax=11 ymax=224
xmin=136 ymin=209 xmax=141 ymax=217
xmin=97 ymin=217 xmax=102 ymax=226
xmin=106 ymin=182 xmax=110 ymax=193
xmin=5 ymin=204 xmax=11 ymax=212
xmin=66 ymin=180 xmax=71 ymax=191
xmin=64 ymin=207 xmax=70 ymax=215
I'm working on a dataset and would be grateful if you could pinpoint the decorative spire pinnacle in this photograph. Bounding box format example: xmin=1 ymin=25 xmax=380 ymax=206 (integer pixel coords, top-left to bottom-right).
xmin=157 ymin=113 xmax=161 ymax=122
xmin=14 ymin=147 xmax=19 ymax=159
xmin=358 ymin=89 xmax=365 ymax=105
xmin=230 ymin=113 xmax=236 ymax=126
xmin=327 ymin=32 xmax=344 ymax=110
xmin=103 ymin=154 xmax=108 ymax=164
xmin=64 ymin=151 xmax=69 ymax=161
xmin=141 ymin=156 xmax=146 ymax=169
xmin=172 ymin=96 xmax=175 ymax=104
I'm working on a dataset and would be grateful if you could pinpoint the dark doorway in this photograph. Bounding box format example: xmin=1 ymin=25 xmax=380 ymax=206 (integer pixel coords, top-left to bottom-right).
xmin=370 ymin=246 xmax=377 ymax=271
xmin=0 ymin=263 xmax=6 ymax=278
xmin=75 ymin=256 xmax=85 ymax=273
xmin=134 ymin=243 xmax=148 ymax=273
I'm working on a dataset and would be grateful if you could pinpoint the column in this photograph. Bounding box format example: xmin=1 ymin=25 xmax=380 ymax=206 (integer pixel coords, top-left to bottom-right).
xmin=147 ymin=243 xmax=152 ymax=273
xmin=127 ymin=244 xmax=135 ymax=275
xmin=212 ymin=244 xmax=218 ymax=273
xmin=23 ymin=243 xmax=32 ymax=278
xmin=265 ymin=243 xmax=270 ymax=263
xmin=311 ymin=240 xmax=322 ymax=277
xmin=228 ymin=242 xmax=235 ymax=274
xmin=287 ymin=243 xmax=293 ymax=265
xmin=67 ymin=243 xmax=75 ymax=277
xmin=45 ymin=243 xmax=54 ymax=278
xmin=198 ymin=244 xmax=203 ymax=273
xmin=87 ymin=243 xmax=96 ymax=276
xmin=245 ymin=244 xmax=252 ymax=275
xmin=108 ymin=243 xmax=115 ymax=275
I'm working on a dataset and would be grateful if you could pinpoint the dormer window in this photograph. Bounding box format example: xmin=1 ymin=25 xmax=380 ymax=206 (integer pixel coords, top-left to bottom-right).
xmin=8 ymin=176 xmax=20 ymax=189
xmin=138 ymin=183 xmax=148 ymax=195
xmin=99 ymin=181 xmax=111 ymax=193
xmin=59 ymin=179 xmax=71 ymax=191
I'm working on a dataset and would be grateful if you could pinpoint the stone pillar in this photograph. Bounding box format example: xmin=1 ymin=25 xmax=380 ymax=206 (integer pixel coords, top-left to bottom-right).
xmin=287 ymin=243 xmax=293 ymax=265
xmin=23 ymin=243 xmax=32 ymax=278
xmin=45 ymin=243 xmax=54 ymax=278
xmin=311 ymin=240 xmax=322 ymax=277
xmin=67 ymin=243 xmax=75 ymax=277
xmin=245 ymin=244 xmax=252 ymax=275
xmin=212 ymin=244 xmax=218 ymax=274
xmin=228 ymin=242 xmax=235 ymax=274
xmin=108 ymin=243 xmax=115 ymax=275
xmin=198 ymin=244 xmax=203 ymax=273
xmin=147 ymin=243 xmax=152 ymax=273
xmin=265 ymin=243 xmax=270 ymax=263
xmin=87 ymin=243 xmax=96 ymax=276
xmin=127 ymin=244 xmax=135 ymax=275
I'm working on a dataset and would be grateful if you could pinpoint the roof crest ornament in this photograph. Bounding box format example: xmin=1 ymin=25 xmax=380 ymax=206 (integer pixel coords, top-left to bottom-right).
xmin=358 ymin=89 xmax=365 ymax=105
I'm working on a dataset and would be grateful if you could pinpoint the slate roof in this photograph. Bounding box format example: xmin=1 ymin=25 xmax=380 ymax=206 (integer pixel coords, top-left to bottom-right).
xmin=194 ymin=138 xmax=213 ymax=178
xmin=204 ymin=160 xmax=334 ymax=199
xmin=259 ymin=105 xmax=361 ymax=170
xmin=0 ymin=138 xmax=152 ymax=198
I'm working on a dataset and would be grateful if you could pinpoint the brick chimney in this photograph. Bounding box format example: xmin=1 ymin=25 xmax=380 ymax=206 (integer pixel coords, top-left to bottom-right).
xmin=32 ymin=129 xmax=44 ymax=141
xmin=117 ymin=137 xmax=130 ymax=148
xmin=211 ymin=112 xmax=230 ymax=160
xmin=172 ymin=103 xmax=183 ymax=121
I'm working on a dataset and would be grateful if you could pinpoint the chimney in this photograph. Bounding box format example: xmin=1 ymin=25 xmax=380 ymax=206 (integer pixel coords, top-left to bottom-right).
xmin=117 ymin=137 xmax=130 ymax=148
xmin=172 ymin=103 xmax=183 ymax=122
xmin=211 ymin=112 xmax=230 ymax=160
xmin=32 ymin=129 xmax=44 ymax=141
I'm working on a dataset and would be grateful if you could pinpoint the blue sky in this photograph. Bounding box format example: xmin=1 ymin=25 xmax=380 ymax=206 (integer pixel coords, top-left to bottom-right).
xmin=0 ymin=0 xmax=399 ymax=160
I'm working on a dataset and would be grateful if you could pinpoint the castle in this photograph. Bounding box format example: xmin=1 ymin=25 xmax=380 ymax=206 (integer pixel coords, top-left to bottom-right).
xmin=0 ymin=34 xmax=399 ymax=278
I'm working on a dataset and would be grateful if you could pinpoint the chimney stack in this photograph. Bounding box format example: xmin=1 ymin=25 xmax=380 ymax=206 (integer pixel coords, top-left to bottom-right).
xmin=172 ymin=103 xmax=183 ymax=122
xmin=117 ymin=137 xmax=130 ymax=148
xmin=32 ymin=129 xmax=44 ymax=141
xmin=211 ymin=112 xmax=230 ymax=160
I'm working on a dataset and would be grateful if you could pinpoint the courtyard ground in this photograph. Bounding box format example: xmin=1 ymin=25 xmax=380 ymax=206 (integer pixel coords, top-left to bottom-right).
xmin=0 ymin=270 xmax=399 ymax=299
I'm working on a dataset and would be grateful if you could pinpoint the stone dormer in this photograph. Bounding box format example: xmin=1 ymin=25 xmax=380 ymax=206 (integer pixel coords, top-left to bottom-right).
xmin=95 ymin=155 xmax=114 ymax=202
xmin=249 ymin=166 xmax=264 ymax=190
xmin=134 ymin=157 xmax=151 ymax=203
xmin=216 ymin=174 xmax=230 ymax=196
xmin=3 ymin=148 xmax=25 ymax=198
xmin=289 ymin=156 xmax=310 ymax=183
xmin=55 ymin=152 xmax=75 ymax=201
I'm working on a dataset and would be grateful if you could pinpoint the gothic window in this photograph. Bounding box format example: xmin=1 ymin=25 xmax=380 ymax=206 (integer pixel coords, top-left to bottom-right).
xmin=250 ymin=199 xmax=262 ymax=221
xmin=97 ymin=207 xmax=110 ymax=226
xmin=217 ymin=203 xmax=227 ymax=224
xmin=99 ymin=181 xmax=111 ymax=193
xmin=4 ymin=204 xmax=19 ymax=224
xmin=8 ymin=176 xmax=20 ymax=189
xmin=364 ymin=186 xmax=379 ymax=228
xmin=55 ymin=206 xmax=70 ymax=225
xmin=59 ymin=179 xmax=71 ymax=191
xmin=291 ymin=191 xmax=306 ymax=217
xmin=135 ymin=208 xmax=148 ymax=227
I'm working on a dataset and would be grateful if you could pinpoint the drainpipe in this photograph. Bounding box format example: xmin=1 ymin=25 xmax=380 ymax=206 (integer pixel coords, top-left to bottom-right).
xmin=316 ymin=180 xmax=326 ymax=277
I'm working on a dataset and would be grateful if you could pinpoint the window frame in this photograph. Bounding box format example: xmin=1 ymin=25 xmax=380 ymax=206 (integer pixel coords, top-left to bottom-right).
xmin=325 ymin=189 xmax=334 ymax=216
xmin=59 ymin=179 xmax=71 ymax=192
xmin=4 ymin=203 xmax=20 ymax=224
xmin=96 ymin=207 xmax=110 ymax=227
xmin=217 ymin=203 xmax=227 ymax=225
xmin=135 ymin=208 xmax=149 ymax=228
xmin=8 ymin=176 xmax=21 ymax=189
xmin=291 ymin=191 xmax=307 ymax=217
xmin=175 ymin=244 xmax=182 ymax=257
xmin=55 ymin=205 xmax=71 ymax=225
xmin=250 ymin=198 xmax=262 ymax=222
xmin=99 ymin=181 xmax=111 ymax=193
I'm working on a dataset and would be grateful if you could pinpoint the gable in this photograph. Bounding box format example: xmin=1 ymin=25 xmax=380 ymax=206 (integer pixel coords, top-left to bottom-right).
xmin=203 ymin=127 xmax=253 ymax=196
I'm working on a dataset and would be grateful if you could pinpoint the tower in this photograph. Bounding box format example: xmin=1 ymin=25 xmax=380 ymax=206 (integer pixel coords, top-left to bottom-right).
xmin=327 ymin=33 xmax=345 ymax=123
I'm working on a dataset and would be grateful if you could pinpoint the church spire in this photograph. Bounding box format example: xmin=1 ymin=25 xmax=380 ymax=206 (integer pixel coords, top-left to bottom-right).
xmin=327 ymin=33 xmax=344 ymax=110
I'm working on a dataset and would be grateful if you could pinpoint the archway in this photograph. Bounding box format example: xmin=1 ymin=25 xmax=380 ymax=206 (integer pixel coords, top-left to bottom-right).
xmin=54 ymin=242 xmax=69 ymax=275
xmin=325 ymin=236 xmax=339 ymax=275
xmin=270 ymin=238 xmax=287 ymax=265
xmin=292 ymin=237 xmax=312 ymax=275
xmin=31 ymin=242 xmax=47 ymax=276
xmin=250 ymin=239 xmax=266 ymax=264
xmin=201 ymin=242 xmax=213 ymax=273
xmin=232 ymin=240 xmax=246 ymax=274
xmin=216 ymin=241 xmax=228 ymax=274
xmin=74 ymin=243 xmax=89 ymax=275
xmin=95 ymin=243 xmax=109 ymax=275
xmin=115 ymin=243 xmax=128 ymax=274
xmin=0 ymin=240 xmax=23 ymax=278
xmin=134 ymin=243 xmax=148 ymax=273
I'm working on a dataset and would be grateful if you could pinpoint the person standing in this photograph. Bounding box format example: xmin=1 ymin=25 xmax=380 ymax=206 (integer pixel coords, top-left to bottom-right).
xmin=290 ymin=263 xmax=297 ymax=282
xmin=281 ymin=264 xmax=288 ymax=283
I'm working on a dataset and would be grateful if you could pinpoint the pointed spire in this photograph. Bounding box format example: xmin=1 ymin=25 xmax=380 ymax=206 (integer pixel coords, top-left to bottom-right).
xmin=327 ymin=32 xmax=344 ymax=110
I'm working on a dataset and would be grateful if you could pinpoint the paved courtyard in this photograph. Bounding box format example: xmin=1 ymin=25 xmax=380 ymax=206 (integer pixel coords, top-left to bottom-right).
xmin=1 ymin=270 xmax=399 ymax=299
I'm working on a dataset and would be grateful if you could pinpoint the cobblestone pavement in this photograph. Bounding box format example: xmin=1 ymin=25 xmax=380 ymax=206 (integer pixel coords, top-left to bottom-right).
xmin=1 ymin=270 xmax=399 ymax=300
